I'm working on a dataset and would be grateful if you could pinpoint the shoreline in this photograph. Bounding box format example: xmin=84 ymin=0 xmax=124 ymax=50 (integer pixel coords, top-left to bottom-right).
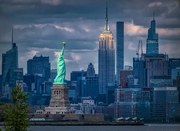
xmin=30 ymin=120 xmax=144 ymax=126
xmin=0 ymin=121 xmax=144 ymax=126
xmin=1 ymin=122 xmax=180 ymax=126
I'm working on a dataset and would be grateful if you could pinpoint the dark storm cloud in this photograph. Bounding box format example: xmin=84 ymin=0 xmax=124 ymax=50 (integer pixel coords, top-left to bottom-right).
xmin=0 ymin=0 xmax=180 ymax=79
xmin=13 ymin=22 xmax=99 ymax=50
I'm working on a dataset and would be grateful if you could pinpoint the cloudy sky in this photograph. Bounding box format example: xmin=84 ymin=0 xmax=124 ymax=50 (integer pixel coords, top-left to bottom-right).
xmin=0 ymin=0 xmax=179 ymax=80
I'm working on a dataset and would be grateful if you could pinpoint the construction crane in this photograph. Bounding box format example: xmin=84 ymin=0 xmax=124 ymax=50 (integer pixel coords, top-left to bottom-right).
xmin=136 ymin=40 xmax=143 ymax=59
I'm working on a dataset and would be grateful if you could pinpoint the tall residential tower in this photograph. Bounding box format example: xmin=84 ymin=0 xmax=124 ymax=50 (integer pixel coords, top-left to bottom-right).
xmin=116 ymin=21 xmax=124 ymax=84
xmin=98 ymin=2 xmax=115 ymax=95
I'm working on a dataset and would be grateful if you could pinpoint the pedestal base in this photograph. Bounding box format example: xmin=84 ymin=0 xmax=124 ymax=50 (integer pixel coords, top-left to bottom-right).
xmin=45 ymin=84 xmax=70 ymax=114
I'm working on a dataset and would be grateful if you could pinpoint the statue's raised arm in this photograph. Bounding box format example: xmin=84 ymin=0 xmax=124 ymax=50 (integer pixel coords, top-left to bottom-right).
xmin=54 ymin=42 xmax=66 ymax=85
xmin=59 ymin=42 xmax=65 ymax=56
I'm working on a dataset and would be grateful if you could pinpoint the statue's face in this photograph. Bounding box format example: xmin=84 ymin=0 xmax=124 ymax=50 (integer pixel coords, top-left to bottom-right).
xmin=54 ymin=52 xmax=59 ymax=58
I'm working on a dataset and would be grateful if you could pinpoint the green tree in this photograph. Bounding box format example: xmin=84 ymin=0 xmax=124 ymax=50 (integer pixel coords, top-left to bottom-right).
xmin=0 ymin=102 xmax=6 ymax=122
xmin=4 ymin=84 xmax=29 ymax=131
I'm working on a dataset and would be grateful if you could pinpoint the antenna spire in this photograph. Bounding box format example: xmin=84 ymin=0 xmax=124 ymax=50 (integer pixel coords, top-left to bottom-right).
xmin=12 ymin=26 xmax=14 ymax=44
xmin=153 ymin=12 xmax=155 ymax=20
xmin=105 ymin=0 xmax=109 ymax=31
xmin=140 ymin=40 xmax=143 ymax=56
xmin=136 ymin=40 xmax=140 ymax=59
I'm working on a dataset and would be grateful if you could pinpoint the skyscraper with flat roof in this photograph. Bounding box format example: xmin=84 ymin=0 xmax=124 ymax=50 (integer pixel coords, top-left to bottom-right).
xmin=169 ymin=58 xmax=180 ymax=75
xmin=98 ymin=2 xmax=115 ymax=95
xmin=70 ymin=70 xmax=87 ymax=100
xmin=27 ymin=55 xmax=50 ymax=81
xmin=116 ymin=21 xmax=124 ymax=85
xmin=152 ymin=87 xmax=179 ymax=121
xmin=146 ymin=15 xmax=159 ymax=54
xmin=133 ymin=54 xmax=169 ymax=88
xmin=143 ymin=54 xmax=169 ymax=88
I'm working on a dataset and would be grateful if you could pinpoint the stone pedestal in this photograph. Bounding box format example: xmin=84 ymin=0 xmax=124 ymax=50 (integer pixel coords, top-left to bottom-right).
xmin=45 ymin=84 xmax=70 ymax=114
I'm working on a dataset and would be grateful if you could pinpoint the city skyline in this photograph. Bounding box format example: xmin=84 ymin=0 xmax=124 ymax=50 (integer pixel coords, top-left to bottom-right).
xmin=0 ymin=0 xmax=180 ymax=80
xmin=0 ymin=0 xmax=180 ymax=125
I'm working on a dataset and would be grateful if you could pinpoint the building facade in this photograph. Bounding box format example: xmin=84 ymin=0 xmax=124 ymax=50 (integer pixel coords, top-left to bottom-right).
xmin=70 ymin=70 xmax=87 ymax=100
xmin=143 ymin=54 xmax=169 ymax=88
xmin=134 ymin=54 xmax=169 ymax=88
xmin=86 ymin=63 xmax=99 ymax=98
xmin=152 ymin=87 xmax=180 ymax=122
xmin=133 ymin=57 xmax=146 ymax=88
xmin=114 ymin=87 xmax=150 ymax=118
xmin=120 ymin=69 xmax=133 ymax=88
xmin=27 ymin=55 xmax=50 ymax=81
xmin=70 ymin=71 xmax=86 ymax=82
xmin=169 ymin=58 xmax=180 ymax=75
xmin=171 ymin=68 xmax=180 ymax=80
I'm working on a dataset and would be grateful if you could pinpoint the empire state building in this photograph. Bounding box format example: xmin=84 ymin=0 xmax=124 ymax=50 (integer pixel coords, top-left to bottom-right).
xmin=98 ymin=3 xmax=115 ymax=95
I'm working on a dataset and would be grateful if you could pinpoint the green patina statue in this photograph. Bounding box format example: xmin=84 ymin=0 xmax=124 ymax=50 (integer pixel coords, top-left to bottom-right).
xmin=54 ymin=42 xmax=66 ymax=85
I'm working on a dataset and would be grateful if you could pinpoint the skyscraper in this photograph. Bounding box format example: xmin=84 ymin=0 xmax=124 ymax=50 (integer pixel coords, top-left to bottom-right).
xmin=1 ymin=28 xmax=18 ymax=97
xmin=86 ymin=63 xmax=98 ymax=98
xmin=152 ymin=87 xmax=179 ymax=121
xmin=120 ymin=68 xmax=133 ymax=88
xmin=70 ymin=70 xmax=87 ymax=100
xmin=133 ymin=54 xmax=169 ymax=88
xmin=114 ymin=87 xmax=150 ymax=118
xmin=133 ymin=57 xmax=146 ymax=88
xmin=98 ymin=2 xmax=115 ymax=95
xmin=70 ymin=70 xmax=86 ymax=82
xmin=12 ymin=68 xmax=23 ymax=86
xmin=168 ymin=58 xmax=180 ymax=75
xmin=87 ymin=63 xmax=95 ymax=77
xmin=116 ymin=21 xmax=124 ymax=84
xmin=144 ymin=54 xmax=169 ymax=88
xmin=0 ymin=75 xmax=2 ymax=95
xmin=146 ymin=14 xmax=159 ymax=54
xmin=27 ymin=55 xmax=50 ymax=81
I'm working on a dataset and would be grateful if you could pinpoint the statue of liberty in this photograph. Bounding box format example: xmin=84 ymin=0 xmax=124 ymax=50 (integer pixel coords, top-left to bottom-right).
xmin=54 ymin=42 xmax=66 ymax=85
